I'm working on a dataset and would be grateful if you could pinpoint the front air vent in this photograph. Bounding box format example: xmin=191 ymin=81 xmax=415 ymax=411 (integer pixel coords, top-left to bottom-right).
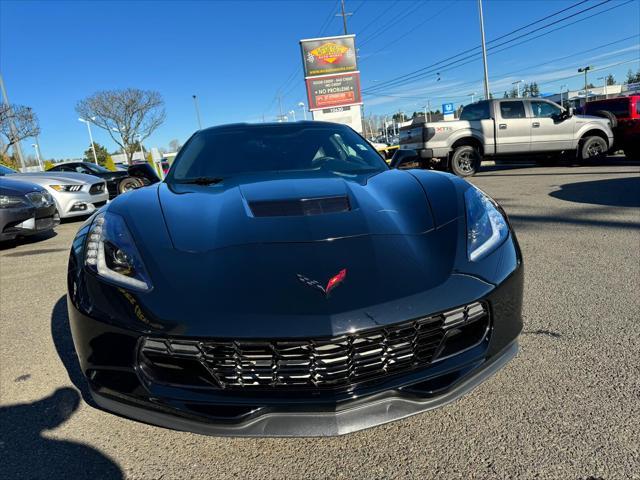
xmin=249 ymin=196 xmax=351 ymax=217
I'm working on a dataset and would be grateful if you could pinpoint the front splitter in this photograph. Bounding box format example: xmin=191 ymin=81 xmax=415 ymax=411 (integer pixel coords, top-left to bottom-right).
xmin=91 ymin=341 xmax=518 ymax=437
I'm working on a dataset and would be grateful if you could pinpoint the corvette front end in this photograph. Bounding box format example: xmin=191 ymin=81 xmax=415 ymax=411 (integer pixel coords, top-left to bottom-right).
xmin=67 ymin=122 xmax=523 ymax=436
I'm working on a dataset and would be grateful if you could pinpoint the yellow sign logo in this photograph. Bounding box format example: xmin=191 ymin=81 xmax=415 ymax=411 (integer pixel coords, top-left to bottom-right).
xmin=309 ymin=42 xmax=350 ymax=64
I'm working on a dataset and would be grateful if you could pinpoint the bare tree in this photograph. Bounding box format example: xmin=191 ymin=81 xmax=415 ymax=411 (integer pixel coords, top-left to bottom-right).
xmin=168 ymin=139 xmax=182 ymax=153
xmin=0 ymin=104 xmax=40 ymax=156
xmin=76 ymin=88 xmax=165 ymax=164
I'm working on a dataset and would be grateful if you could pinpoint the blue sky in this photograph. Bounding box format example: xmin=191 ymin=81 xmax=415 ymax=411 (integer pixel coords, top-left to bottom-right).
xmin=1 ymin=0 xmax=639 ymax=159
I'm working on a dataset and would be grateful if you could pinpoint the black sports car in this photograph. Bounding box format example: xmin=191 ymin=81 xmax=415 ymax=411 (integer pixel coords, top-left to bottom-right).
xmin=67 ymin=122 xmax=523 ymax=437
xmin=48 ymin=161 xmax=143 ymax=199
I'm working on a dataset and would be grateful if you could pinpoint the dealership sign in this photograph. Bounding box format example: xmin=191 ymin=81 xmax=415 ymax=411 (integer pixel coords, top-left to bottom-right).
xmin=300 ymin=34 xmax=362 ymax=113
xmin=306 ymin=73 xmax=362 ymax=111
xmin=300 ymin=35 xmax=357 ymax=77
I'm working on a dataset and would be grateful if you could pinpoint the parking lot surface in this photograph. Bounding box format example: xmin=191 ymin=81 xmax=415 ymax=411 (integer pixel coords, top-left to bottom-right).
xmin=1 ymin=161 xmax=639 ymax=480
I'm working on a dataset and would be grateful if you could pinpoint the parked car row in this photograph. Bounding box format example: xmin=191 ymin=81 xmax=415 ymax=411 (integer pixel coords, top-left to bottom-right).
xmin=0 ymin=161 xmax=161 ymax=244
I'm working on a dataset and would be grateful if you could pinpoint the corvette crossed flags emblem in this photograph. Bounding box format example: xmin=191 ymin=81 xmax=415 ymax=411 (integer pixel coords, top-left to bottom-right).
xmin=296 ymin=269 xmax=347 ymax=298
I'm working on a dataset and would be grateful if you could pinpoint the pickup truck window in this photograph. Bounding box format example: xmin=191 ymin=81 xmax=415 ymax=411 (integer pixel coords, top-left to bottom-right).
xmin=531 ymin=101 xmax=562 ymax=118
xmin=500 ymin=101 xmax=526 ymax=119
xmin=460 ymin=101 xmax=490 ymax=120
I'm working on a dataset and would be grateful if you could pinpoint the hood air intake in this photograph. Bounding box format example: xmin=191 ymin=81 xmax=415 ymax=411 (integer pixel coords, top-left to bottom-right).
xmin=249 ymin=196 xmax=351 ymax=217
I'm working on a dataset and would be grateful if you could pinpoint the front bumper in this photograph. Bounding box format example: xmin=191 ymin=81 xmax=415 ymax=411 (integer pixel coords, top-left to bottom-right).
xmin=0 ymin=204 xmax=58 ymax=241
xmin=91 ymin=340 xmax=517 ymax=437
xmin=50 ymin=187 xmax=109 ymax=218
xmin=68 ymin=261 xmax=523 ymax=437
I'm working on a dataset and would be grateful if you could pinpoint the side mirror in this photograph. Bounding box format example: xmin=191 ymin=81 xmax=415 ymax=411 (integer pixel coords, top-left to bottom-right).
xmin=390 ymin=149 xmax=420 ymax=169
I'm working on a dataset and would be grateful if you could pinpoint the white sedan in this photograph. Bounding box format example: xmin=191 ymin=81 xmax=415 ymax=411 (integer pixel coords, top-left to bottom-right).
xmin=0 ymin=165 xmax=109 ymax=219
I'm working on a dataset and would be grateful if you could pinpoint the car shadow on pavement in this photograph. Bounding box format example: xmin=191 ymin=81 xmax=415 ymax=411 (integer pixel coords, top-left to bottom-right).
xmin=0 ymin=388 xmax=123 ymax=480
xmin=0 ymin=230 xmax=57 ymax=251
xmin=51 ymin=296 xmax=96 ymax=408
xmin=549 ymin=176 xmax=640 ymax=208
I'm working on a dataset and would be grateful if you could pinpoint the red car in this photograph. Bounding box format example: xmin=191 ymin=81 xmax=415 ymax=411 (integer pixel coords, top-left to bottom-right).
xmin=583 ymin=95 xmax=640 ymax=159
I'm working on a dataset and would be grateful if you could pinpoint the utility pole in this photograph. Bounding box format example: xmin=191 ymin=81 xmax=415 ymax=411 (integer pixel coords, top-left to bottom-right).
xmin=277 ymin=93 xmax=284 ymax=122
xmin=477 ymin=0 xmax=490 ymax=101
xmin=0 ymin=72 xmax=25 ymax=169
xmin=192 ymin=95 xmax=203 ymax=130
xmin=336 ymin=0 xmax=352 ymax=35
xmin=578 ymin=66 xmax=592 ymax=104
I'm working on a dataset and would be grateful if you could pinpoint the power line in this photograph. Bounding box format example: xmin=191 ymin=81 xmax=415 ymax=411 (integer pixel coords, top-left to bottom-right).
xmin=362 ymin=0 xmax=633 ymax=97
xmin=363 ymin=0 xmax=617 ymax=94
xmin=356 ymin=0 xmax=401 ymax=37
xmin=318 ymin=0 xmax=341 ymax=37
xmin=360 ymin=1 xmax=457 ymax=60
xmin=359 ymin=1 xmax=426 ymax=47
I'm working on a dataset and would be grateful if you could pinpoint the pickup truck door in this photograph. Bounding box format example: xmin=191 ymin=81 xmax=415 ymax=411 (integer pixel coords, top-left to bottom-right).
xmin=495 ymin=101 xmax=531 ymax=154
xmin=529 ymin=100 xmax=574 ymax=151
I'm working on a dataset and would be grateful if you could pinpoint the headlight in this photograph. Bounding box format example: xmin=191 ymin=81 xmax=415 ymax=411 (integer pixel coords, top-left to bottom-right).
xmin=84 ymin=212 xmax=152 ymax=291
xmin=25 ymin=191 xmax=53 ymax=208
xmin=50 ymin=184 xmax=83 ymax=192
xmin=0 ymin=195 xmax=30 ymax=208
xmin=464 ymin=185 xmax=509 ymax=262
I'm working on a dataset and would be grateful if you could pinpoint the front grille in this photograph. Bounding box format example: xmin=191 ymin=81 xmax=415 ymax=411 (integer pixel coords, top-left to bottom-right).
xmin=89 ymin=183 xmax=105 ymax=195
xmin=140 ymin=302 xmax=489 ymax=390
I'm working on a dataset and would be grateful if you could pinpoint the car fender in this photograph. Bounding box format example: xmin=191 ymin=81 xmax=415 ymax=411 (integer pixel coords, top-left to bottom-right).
xmin=573 ymin=119 xmax=614 ymax=149
xmin=444 ymin=128 xmax=487 ymax=155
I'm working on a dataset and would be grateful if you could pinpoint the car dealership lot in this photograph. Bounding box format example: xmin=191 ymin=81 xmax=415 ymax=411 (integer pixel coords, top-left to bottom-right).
xmin=1 ymin=161 xmax=639 ymax=479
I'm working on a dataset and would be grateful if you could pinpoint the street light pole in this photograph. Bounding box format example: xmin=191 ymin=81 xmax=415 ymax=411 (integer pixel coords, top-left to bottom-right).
xmin=559 ymin=84 xmax=568 ymax=108
xmin=31 ymin=143 xmax=42 ymax=170
xmin=136 ymin=134 xmax=145 ymax=161
xmin=298 ymin=102 xmax=307 ymax=120
xmin=512 ymin=80 xmax=524 ymax=98
xmin=79 ymin=118 xmax=98 ymax=164
xmin=598 ymin=76 xmax=607 ymax=98
xmin=192 ymin=95 xmax=203 ymax=130
xmin=289 ymin=110 xmax=296 ymax=122
xmin=477 ymin=0 xmax=491 ymax=100
xmin=469 ymin=92 xmax=477 ymax=103
xmin=578 ymin=66 xmax=592 ymax=104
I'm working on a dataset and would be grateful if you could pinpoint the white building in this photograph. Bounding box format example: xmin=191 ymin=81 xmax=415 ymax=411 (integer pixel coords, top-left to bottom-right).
xmin=544 ymin=83 xmax=639 ymax=108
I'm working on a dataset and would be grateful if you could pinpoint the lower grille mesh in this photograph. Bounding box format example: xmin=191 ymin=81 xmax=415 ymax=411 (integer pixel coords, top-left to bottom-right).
xmin=140 ymin=302 xmax=488 ymax=390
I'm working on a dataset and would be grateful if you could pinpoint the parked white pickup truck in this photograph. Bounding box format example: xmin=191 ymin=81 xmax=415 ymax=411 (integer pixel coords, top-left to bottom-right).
xmin=396 ymin=98 xmax=614 ymax=176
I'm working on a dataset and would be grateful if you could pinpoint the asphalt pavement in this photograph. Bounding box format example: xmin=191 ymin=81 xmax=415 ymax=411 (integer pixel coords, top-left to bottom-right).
xmin=1 ymin=160 xmax=639 ymax=480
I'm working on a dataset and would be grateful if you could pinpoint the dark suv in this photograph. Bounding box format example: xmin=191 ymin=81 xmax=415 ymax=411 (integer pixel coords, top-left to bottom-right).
xmin=583 ymin=95 xmax=640 ymax=160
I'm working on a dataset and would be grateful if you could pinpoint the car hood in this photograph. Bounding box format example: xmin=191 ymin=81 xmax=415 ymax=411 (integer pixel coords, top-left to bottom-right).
xmin=10 ymin=172 xmax=102 ymax=185
xmin=157 ymin=170 xmax=435 ymax=252
xmin=0 ymin=177 xmax=46 ymax=196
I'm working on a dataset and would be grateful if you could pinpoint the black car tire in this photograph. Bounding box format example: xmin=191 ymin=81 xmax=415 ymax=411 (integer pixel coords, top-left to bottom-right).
xmin=118 ymin=177 xmax=143 ymax=194
xmin=593 ymin=110 xmax=617 ymax=128
xmin=579 ymin=136 xmax=608 ymax=163
xmin=450 ymin=146 xmax=481 ymax=177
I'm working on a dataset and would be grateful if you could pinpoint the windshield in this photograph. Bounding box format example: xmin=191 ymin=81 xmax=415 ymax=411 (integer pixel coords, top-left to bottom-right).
xmin=167 ymin=124 xmax=387 ymax=182
xmin=0 ymin=165 xmax=17 ymax=176
xmin=84 ymin=163 xmax=110 ymax=173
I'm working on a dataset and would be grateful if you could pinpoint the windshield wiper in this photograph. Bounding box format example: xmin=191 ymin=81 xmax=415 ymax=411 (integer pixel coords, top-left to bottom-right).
xmin=174 ymin=176 xmax=225 ymax=185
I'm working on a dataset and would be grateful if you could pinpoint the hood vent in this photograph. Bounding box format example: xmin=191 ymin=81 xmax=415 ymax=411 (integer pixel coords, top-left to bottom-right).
xmin=249 ymin=195 xmax=351 ymax=217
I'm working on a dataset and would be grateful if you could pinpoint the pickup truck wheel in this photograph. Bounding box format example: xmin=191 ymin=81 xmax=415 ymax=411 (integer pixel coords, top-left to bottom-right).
xmin=450 ymin=146 xmax=481 ymax=177
xmin=579 ymin=136 xmax=607 ymax=163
